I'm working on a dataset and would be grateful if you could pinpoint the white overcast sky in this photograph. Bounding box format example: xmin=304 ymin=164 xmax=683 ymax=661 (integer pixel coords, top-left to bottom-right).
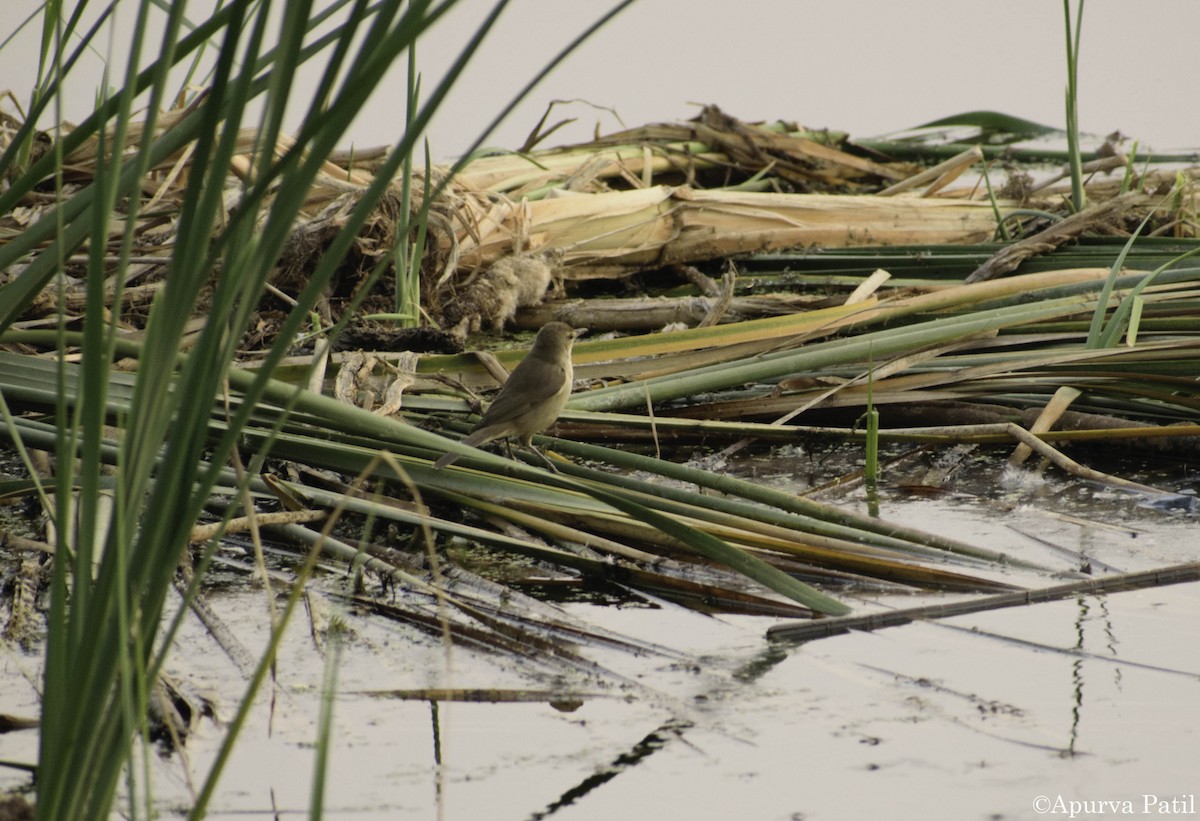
xmin=4 ymin=1 xmax=1198 ymax=160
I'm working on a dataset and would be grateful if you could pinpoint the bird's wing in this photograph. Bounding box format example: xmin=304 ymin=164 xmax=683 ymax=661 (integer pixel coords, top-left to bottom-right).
xmin=476 ymin=360 xmax=566 ymax=428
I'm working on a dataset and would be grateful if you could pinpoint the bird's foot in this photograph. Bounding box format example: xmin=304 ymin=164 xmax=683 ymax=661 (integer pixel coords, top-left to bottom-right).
xmin=528 ymin=445 xmax=561 ymax=473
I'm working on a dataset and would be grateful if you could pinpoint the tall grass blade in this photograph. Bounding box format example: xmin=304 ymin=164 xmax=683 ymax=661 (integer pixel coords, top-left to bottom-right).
xmin=1063 ymin=0 xmax=1086 ymax=211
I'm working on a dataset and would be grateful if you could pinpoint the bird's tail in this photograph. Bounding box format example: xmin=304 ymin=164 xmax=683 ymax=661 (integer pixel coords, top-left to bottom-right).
xmin=433 ymin=428 xmax=490 ymax=470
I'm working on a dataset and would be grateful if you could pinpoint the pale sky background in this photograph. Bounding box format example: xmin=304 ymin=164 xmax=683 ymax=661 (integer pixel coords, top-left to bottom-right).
xmin=4 ymin=1 xmax=1198 ymax=161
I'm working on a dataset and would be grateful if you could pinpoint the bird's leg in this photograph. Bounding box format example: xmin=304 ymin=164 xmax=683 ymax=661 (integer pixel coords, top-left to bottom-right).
xmin=527 ymin=444 xmax=560 ymax=472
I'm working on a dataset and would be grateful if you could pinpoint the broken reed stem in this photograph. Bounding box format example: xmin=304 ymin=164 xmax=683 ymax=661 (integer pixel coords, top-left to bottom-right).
xmin=189 ymin=509 xmax=328 ymax=543
xmin=999 ymin=421 xmax=1166 ymax=495
xmin=767 ymin=561 xmax=1200 ymax=642
xmin=867 ymin=422 xmax=1187 ymax=497
xmin=0 ymin=530 xmax=56 ymax=555
xmin=877 ymin=146 xmax=983 ymax=197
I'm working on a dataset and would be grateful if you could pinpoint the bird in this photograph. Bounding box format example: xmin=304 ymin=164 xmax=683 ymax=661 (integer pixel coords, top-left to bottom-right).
xmin=434 ymin=322 xmax=580 ymax=470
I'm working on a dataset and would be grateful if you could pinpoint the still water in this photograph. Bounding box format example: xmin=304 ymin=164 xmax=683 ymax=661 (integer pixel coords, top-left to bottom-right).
xmin=6 ymin=452 xmax=1189 ymax=820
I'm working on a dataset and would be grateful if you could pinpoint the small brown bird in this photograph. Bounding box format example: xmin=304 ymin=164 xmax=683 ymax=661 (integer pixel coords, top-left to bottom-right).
xmin=434 ymin=322 xmax=580 ymax=470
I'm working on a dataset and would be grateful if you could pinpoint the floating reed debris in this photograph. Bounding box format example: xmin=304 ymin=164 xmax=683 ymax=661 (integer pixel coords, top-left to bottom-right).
xmin=767 ymin=561 xmax=1200 ymax=643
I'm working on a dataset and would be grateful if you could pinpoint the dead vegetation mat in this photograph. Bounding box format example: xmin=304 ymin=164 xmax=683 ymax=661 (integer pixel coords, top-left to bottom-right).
xmin=3 ymin=101 xmax=1195 ymax=353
